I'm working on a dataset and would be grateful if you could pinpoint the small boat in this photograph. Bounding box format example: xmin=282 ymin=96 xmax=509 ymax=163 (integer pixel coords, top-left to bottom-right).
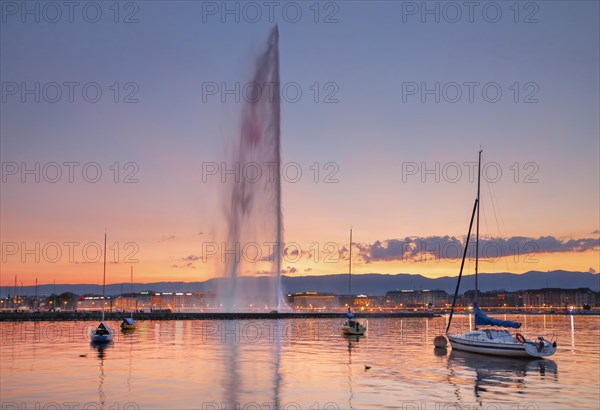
xmin=446 ymin=150 xmax=556 ymax=358
xmin=342 ymin=319 xmax=367 ymax=336
xmin=342 ymin=308 xmax=366 ymax=336
xmin=120 ymin=266 xmax=137 ymax=332
xmin=341 ymin=230 xmax=366 ymax=336
xmin=91 ymin=321 xmax=114 ymax=344
xmin=121 ymin=317 xmax=137 ymax=331
xmin=90 ymin=232 xmax=114 ymax=344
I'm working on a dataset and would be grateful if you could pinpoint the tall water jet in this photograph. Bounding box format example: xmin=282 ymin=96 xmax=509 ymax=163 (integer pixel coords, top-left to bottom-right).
xmin=219 ymin=26 xmax=284 ymax=311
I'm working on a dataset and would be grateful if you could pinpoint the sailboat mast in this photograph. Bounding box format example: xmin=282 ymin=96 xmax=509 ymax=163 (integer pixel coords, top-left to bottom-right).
xmin=130 ymin=265 xmax=134 ymax=319
xmin=446 ymin=198 xmax=478 ymax=334
xmin=348 ymin=228 xmax=352 ymax=295
xmin=475 ymin=150 xmax=482 ymax=304
xmin=102 ymin=232 xmax=107 ymax=321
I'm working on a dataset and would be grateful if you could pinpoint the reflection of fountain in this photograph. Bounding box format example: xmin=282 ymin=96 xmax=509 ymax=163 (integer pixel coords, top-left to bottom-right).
xmin=222 ymin=337 xmax=240 ymax=408
xmin=447 ymin=350 xmax=558 ymax=398
xmin=220 ymin=321 xmax=282 ymax=407
xmin=272 ymin=320 xmax=282 ymax=410
xmin=219 ymin=26 xmax=284 ymax=311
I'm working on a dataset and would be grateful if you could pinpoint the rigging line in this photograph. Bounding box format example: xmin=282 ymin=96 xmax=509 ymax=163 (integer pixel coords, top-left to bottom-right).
xmin=480 ymin=200 xmax=494 ymax=274
xmin=486 ymin=176 xmax=511 ymax=273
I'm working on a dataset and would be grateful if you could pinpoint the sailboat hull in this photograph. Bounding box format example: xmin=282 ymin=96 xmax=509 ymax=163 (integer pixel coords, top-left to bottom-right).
xmin=90 ymin=334 xmax=114 ymax=344
xmin=448 ymin=330 xmax=556 ymax=358
xmin=448 ymin=334 xmax=529 ymax=357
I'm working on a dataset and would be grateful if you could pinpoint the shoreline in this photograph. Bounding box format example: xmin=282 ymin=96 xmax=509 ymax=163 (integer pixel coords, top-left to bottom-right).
xmin=0 ymin=310 xmax=597 ymax=322
xmin=0 ymin=311 xmax=440 ymax=322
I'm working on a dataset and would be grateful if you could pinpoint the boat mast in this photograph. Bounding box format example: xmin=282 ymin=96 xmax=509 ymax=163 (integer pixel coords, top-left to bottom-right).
xmin=446 ymin=198 xmax=478 ymax=334
xmin=130 ymin=265 xmax=134 ymax=319
xmin=348 ymin=228 xmax=352 ymax=295
xmin=102 ymin=232 xmax=107 ymax=322
xmin=475 ymin=150 xmax=482 ymax=305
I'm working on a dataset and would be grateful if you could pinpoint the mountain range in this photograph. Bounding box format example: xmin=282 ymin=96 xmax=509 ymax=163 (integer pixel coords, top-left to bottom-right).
xmin=3 ymin=270 xmax=598 ymax=296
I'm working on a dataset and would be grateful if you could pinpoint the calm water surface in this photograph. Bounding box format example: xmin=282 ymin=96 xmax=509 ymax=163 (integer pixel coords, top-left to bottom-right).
xmin=1 ymin=315 xmax=599 ymax=409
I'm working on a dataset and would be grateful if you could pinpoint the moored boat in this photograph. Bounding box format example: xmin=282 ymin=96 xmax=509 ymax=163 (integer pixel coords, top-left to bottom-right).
xmin=445 ymin=150 xmax=556 ymax=358
xmin=342 ymin=307 xmax=366 ymax=336
xmin=120 ymin=266 xmax=138 ymax=332
xmin=91 ymin=321 xmax=114 ymax=344
xmin=121 ymin=317 xmax=137 ymax=331
xmin=447 ymin=306 xmax=555 ymax=358
xmin=342 ymin=318 xmax=367 ymax=336
xmin=90 ymin=233 xmax=114 ymax=344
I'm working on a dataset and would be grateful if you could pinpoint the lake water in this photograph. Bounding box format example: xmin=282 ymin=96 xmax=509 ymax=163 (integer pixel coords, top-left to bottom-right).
xmin=1 ymin=315 xmax=598 ymax=409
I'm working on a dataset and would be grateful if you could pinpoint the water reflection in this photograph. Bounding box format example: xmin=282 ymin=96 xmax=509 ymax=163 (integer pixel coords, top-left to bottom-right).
xmin=2 ymin=317 xmax=595 ymax=409
xmin=570 ymin=314 xmax=575 ymax=350
xmin=344 ymin=334 xmax=363 ymax=409
xmin=448 ymin=350 xmax=558 ymax=398
xmin=223 ymin=335 xmax=240 ymax=407
xmin=90 ymin=342 xmax=111 ymax=410
xmin=272 ymin=320 xmax=282 ymax=410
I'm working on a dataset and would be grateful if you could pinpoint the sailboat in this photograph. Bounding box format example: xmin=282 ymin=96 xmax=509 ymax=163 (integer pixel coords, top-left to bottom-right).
xmin=91 ymin=233 xmax=114 ymax=344
xmin=341 ymin=228 xmax=366 ymax=336
xmin=446 ymin=150 xmax=556 ymax=358
xmin=121 ymin=265 xmax=137 ymax=332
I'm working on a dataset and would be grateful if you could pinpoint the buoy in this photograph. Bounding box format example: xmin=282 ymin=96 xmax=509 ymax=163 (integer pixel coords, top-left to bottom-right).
xmin=433 ymin=335 xmax=448 ymax=348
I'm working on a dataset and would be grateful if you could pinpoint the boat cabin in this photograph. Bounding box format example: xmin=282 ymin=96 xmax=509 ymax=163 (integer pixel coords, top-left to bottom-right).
xmin=93 ymin=322 xmax=111 ymax=335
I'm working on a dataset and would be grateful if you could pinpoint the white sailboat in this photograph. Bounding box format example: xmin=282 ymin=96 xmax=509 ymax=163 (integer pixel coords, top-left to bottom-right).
xmin=91 ymin=233 xmax=114 ymax=344
xmin=446 ymin=150 xmax=556 ymax=358
xmin=341 ymin=228 xmax=366 ymax=336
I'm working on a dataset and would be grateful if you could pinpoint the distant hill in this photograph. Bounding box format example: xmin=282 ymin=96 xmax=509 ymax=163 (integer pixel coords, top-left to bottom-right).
xmin=3 ymin=270 xmax=598 ymax=297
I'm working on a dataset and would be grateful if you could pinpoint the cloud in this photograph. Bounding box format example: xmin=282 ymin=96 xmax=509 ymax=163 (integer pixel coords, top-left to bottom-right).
xmin=354 ymin=235 xmax=600 ymax=263
xmin=592 ymin=230 xmax=600 ymax=235
xmin=180 ymin=255 xmax=200 ymax=262
xmin=159 ymin=235 xmax=176 ymax=242
xmin=170 ymin=254 xmax=201 ymax=269
xmin=170 ymin=262 xmax=195 ymax=269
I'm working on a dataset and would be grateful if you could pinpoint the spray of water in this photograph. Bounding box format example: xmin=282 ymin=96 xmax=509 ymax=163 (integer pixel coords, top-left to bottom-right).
xmin=218 ymin=26 xmax=284 ymax=311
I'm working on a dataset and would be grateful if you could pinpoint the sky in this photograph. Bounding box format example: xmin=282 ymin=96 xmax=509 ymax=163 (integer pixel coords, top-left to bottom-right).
xmin=1 ymin=1 xmax=599 ymax=287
